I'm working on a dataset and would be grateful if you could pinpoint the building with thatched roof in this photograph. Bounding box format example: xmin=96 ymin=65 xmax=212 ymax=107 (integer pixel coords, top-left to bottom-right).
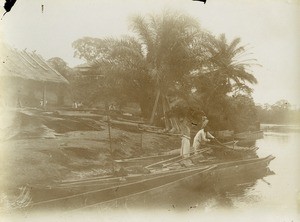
xmin=0 ymin=42 xmax=69 ymax=108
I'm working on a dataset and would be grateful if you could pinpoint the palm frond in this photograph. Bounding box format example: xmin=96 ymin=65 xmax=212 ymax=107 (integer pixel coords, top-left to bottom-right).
xmin=129 ymin=15 xmax=155 ymax=58
xmin=228 ymin=37 xmax=241 ymax=53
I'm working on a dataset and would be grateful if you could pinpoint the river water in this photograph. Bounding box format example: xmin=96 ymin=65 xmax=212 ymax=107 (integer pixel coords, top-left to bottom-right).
xmin=221 ymin=128 xmax=300 ymax=217
xmin=112 ymin=126 xmax=300 ymax=220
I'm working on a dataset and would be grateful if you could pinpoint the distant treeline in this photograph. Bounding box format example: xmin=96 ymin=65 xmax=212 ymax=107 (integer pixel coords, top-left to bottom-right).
xmin=256 ymin=100 xmax=300 ymax=124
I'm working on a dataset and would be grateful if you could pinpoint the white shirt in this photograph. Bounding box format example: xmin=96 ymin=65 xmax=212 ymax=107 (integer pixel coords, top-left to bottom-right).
xmin=192 ymin=129 xmax=214 ymax=150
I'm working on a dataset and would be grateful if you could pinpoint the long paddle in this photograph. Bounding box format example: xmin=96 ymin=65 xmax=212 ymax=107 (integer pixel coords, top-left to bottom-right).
xmin=213 ymin=138 xmax=256 ymax=152
xmin=213 ymin=138 xmax=237 ymax=150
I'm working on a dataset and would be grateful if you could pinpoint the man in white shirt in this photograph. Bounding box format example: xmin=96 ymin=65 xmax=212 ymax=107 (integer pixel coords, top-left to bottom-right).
xmin=178 ymin=117 xmax=191 ymax=158
xmin=192 ymin=118 xmax=215 ymax=153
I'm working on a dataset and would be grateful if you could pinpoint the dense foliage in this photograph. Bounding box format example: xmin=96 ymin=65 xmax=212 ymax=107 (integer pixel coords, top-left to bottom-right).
xmin=70 ymin=10 xmax=259 ymax=132
xmin=256 ymin=100 xmax=300 ymax=124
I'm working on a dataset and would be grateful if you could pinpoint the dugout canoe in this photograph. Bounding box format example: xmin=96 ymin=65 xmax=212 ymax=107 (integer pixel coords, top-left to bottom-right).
xmin=234 ymin=130 xmax=264 ymax=141
xmin=22 ymin=155 xmax=274 ymax=212
xmin=208 ymin=140 xmax=259 ymax=152
xmin=113 ymin=139 xmax=257 ymax=167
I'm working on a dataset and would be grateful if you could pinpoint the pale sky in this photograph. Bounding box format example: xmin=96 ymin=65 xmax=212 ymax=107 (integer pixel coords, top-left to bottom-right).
xmin=1 ymin=0 xmax=299 ymax=107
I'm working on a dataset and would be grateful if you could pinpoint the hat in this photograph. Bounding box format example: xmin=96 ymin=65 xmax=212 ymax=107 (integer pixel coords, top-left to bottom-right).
xmin=202 ymin=119 xmax=209 ymax=128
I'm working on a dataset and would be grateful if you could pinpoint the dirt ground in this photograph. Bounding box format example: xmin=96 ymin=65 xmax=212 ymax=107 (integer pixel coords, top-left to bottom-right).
xmin=0 ymin=108 xmax=180 ymax=209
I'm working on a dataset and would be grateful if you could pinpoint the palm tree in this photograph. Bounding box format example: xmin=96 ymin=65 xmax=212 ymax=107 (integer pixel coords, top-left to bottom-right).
xmin=85 ymin=11 xmax=203 ymax=126
xmin=129 ymin=10 xmax=203 ymax=126
xmin=204 ymin=34 xmax=258 ymax=95
xmin=190 ymin=33 xmax=259 ymax=129
xmin=75 ymin=13 xmax=261 ymax=129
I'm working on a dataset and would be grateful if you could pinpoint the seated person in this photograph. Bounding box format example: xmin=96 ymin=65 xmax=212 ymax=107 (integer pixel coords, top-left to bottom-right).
xmin=192 ymin=119 xmax=215 ymax=153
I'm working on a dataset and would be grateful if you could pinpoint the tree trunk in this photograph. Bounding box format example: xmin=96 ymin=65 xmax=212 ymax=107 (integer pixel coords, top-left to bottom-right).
xmin=139 ymin=100 xmax=151 ymax=119
xmin=161 ymin=94 xmax=172 ymax=130
xmin=149 ymin=89 xmax=161 ymax=125
xmin=165 ymin=96 xmax=180 ymax=132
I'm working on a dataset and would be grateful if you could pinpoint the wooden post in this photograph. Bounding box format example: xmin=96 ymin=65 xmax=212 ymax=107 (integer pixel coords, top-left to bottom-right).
xmin=42 ymin=83 xmax=47 ymax=109
xmin=149 ymin=89 xmax=160 ymax=125
xmin=140 ymin=130 xmax=143 ymax=151
xmin=107 ymin=114 xmax=114 ymax=174
xmin=108 ymin=115 xmax=112 ymax=153
xmin=17 ymin=90 xmax=22 ymax=108
xmin=138 ymin=121 xmax=143 ymax=152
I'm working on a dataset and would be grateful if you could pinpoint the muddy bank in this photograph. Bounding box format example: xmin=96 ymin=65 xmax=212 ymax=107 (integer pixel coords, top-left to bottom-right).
xmin=0 ymin=108 xmax=180 ymax=210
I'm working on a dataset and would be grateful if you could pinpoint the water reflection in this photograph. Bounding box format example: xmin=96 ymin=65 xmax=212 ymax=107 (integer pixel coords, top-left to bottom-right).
xmin=115 ymin=159 xmax=274 ymax=212
xmin=228 ymin=128 xmax=299 ymax=213
xmin=128 ymin=127 xmax=299 ymax=213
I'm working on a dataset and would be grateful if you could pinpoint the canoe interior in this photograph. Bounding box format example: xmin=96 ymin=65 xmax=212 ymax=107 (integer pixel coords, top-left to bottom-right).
xmin=21 ymin=155 xmax=274 ymax=212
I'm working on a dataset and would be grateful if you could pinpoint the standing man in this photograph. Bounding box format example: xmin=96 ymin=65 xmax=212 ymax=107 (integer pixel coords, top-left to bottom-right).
xmin=179 ymin=117 xmax=191 ymax=158
xmin=192 ymin=117 xmax=215 ymax=153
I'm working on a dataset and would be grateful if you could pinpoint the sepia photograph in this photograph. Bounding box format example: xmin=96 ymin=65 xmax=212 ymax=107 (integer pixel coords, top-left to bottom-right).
xmin=0 ymin=0 xmax=299 ymax=221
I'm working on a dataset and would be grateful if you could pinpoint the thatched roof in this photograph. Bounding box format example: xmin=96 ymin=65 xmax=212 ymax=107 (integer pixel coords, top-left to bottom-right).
xmin=0 ymin=43 xmax=68 ymax=84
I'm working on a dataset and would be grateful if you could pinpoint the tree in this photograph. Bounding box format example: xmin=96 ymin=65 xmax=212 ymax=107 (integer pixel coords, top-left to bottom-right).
xmin=47 ymin=57 xmax=68 ymax=77
xmin=193 ymin=34 xmax=257 ymax=102
xmin=72 ymin=11 xmax=204 ymax=123
xmin=255 ymin=100 xmax=300 ymax=124
xmin=72 ymin=38 xmax=109 ymax=62
xmin=47 ymin=57 xmax=74 ymax=105
xmin=189 ymin=34 xmax=258 ymax=129
xmin=71 ymin=12 xmax=259 ymax=131
xmin=224 ymin=95 xmax=257 ymax=132
xmin=204 ymin=34 xmax=258 ymax=94
xmin=269 ymin=100 xmax=291 ymax=123
xmin=128 ymin=11 xmax=203 ymax=126
xmin=75 ymin=37 xmax=154 ymax=113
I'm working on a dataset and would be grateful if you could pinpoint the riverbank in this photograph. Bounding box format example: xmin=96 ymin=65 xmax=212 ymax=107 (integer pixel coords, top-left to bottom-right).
xmin=0 ymin=108 xmax=180 ymax=210
xmin=261 ymin=123 xmax=300 ymax=133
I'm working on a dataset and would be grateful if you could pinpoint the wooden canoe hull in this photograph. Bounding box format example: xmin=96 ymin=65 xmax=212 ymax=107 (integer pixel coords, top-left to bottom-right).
xmin=212 ymin=130 xmax=234 ymax=139
xmin=234 ymin=130 xmax=264 ymax=141
xmin=83 ymin=155 xmax=275 ymax=211
xmin=21 ymin=155 xmax=274 ymax=212
xmin=24 ymin=166 xmax=213 ymax=211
